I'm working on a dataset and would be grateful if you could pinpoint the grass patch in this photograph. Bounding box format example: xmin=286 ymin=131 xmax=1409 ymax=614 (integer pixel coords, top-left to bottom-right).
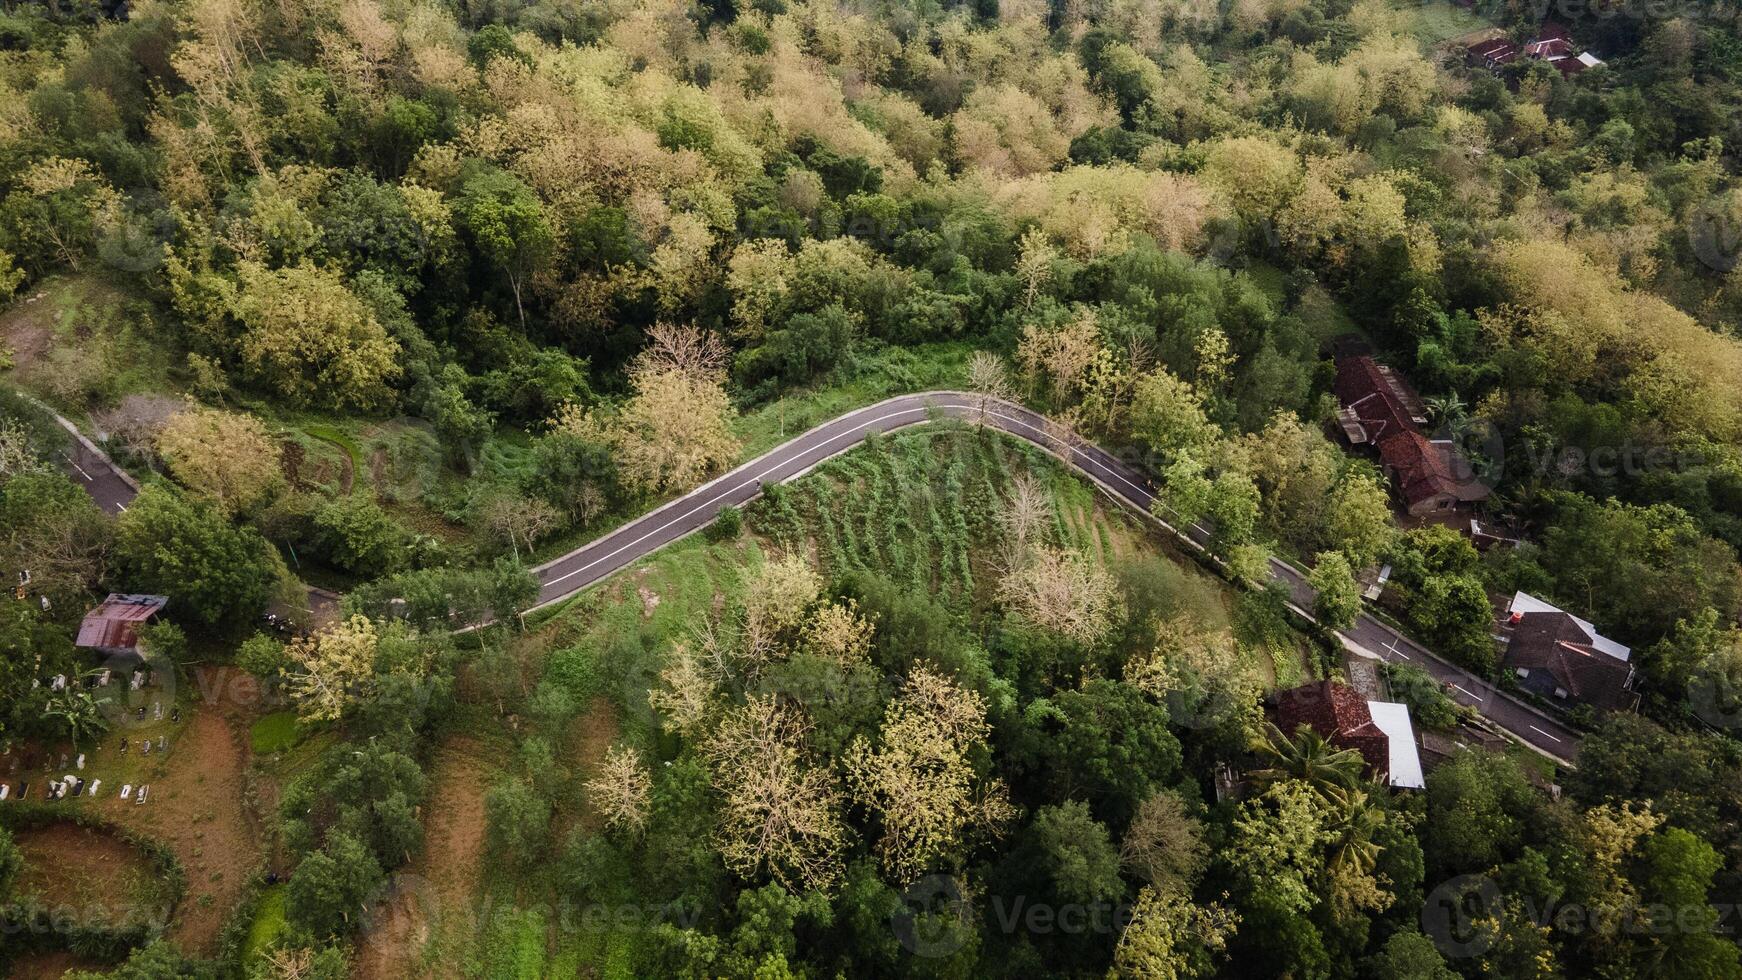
xmin=733 ymin=340 xmax=973 ymax=458
xmin=1243 ymin=260 xmax=1289 ymax=307
xmin=250 ymin=712 xmax=301 ymax=755
xmin=468 ymin=903 xmax=548 ymax=980
xmin=1399 ymin=0 xmax=1493 ymax=43
xmin=1295 ymin=285 xmax=1363 ymax=346
xmin=242 ymin=885 xmax=288 ymax=962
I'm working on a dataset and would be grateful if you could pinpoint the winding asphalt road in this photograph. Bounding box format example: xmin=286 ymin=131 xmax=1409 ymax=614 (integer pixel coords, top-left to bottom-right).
xmin=527 ymin=390 xmax=1581 ymax=763
xmin=40 ymin=386 xmax=1576 ymax=761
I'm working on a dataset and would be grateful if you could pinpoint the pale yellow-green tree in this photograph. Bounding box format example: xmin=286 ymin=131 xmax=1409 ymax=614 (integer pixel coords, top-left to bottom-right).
xmin=585 ymin=744 xmax=653 ymax=834
xmin=1127 ymin=369 xmax=1217 ymax=459
xmin=1112 ymin=884 xmax=1239 ymax=980
xmin=283 ymin=615 xmax=383 ymax=724
xmin=703 ymin=695 xmax=848 ymax=891
xmin=1324 ymin=472 xmax=1397 ymax=571
xmin=846 ymin=664 xmax=1015 ymax=883
xmin=739 ymin=552 xmax=825 ymax=668
xmin=801 ymin=600 xmax=876 ymax=668
xmin=557 ymin=324 xmax=741 ymax=496
xmin=648 ymin=640 xmax=717 ymax=736
xmin=155 ymin=405 xmax=282 ymax=515
xmin=232 ymin=261 xmax=402 ymax=411
xmin=1017 ymin=306 xmax=1103 ymax=405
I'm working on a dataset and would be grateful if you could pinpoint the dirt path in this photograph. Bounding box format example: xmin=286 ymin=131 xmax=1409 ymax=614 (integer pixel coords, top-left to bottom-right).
xmin=93 ymin=667 xmax=265 ymax=957
xmin=352 ymin=736 xmax=495 ymax=980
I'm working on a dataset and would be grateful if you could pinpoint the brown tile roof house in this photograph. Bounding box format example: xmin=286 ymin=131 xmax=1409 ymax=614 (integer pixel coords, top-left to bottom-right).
xmin=1467 ymin=37 xmax=1518 ymax=71
xmin=1499 ymin=592 xmax=1637 ymax=712
xmin=1333 ymin=356 xmax=1490 ymax=516
xmin=1378 ymin=430 xmax=1491 ymax=515
xmin=75 ymin=594 xmax=168 ymax=654
xmin=1333 ymin=356 xmax=1426 ymax=445
xmin=1275 ymin=681 xmax=1425 ymax=788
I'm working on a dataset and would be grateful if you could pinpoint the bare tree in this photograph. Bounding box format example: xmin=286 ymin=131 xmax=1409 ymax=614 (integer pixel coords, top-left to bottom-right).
xmin=1121 ymin=790 xmax=1210 ymax=893
xmin=965 ymin=350 xmax=1013 ymax=427
xmin=995 ymin=473 xmax=1051 ymax=573
xmin=997 ymin=546 xmax=1122 ymax=646
xmin=703 ymin=696 xmax=847 ymax=891
xmin=478 ymin=493 xmax=562 ymax=560
xmin=92 ymin=394 xmax=184 ymax=464
xmin=637 ymin=321 xmax=731 ymax=382
xmin=585 ymin=744 xmax=652 ymax=834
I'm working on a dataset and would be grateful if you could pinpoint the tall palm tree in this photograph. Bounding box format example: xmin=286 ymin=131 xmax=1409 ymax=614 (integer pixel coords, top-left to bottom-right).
xmin=1324 ymin=788 xmax=1384 ymax=877
xmin=1424 ymin=393 xmax=1471 ymax=439
xmin=1248 ymin=721 xmax=1365 ymax=800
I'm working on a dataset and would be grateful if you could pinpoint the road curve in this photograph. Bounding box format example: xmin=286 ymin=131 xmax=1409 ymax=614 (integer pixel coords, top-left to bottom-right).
xmin=529 ymin=390 xmax=1580 ymax=763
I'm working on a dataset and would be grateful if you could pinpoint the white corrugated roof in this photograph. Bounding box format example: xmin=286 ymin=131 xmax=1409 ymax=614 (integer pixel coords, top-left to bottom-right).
xmin=1366 ymin=701 xmax=1425 ymax=790
xmin=1578 ymin=52 xmax=1604 ymax=67
xmin=1508 ymin=592 xmax=1630 ymax=662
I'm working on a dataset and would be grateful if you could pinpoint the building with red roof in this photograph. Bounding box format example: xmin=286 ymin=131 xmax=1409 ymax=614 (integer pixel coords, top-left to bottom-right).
xmin=1498 ymin=592 xmax=1637 ymax=712
xmin=75 ymin=594 xmax=168 ymax=655
xmin=1275 ymin=680 xmax=1425 ymax=789
xmin=1332 ymin=356 xmax=1490 ymax=516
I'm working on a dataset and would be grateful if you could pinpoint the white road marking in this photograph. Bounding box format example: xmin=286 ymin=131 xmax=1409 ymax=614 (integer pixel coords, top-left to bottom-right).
xmin=62 ymin=453 xmax=93 ymax=481
xmin=1527 ymin=725 xmax=1562 ymax=743
xmin=539 ymin=405 xmax=937 ymax=591
xmin=539 ymin=398 xmax=1168 ymax=596
xmin=1451 ymin=684 xmax=1484 ymax=702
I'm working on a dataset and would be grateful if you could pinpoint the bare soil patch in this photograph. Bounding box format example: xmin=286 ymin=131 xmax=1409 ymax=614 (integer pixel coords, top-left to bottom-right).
xmin=352 ymin=736 xmax=497 ymax=980
xmin=0 ymin=286 xmax=62 ymax=371
xmin=94 ymin=667 xmax=265 ymax=956
xmin=8 ymin=950 xmax=106 ymax=980
xmin=11 ymin=821 xmax=161 ymax=914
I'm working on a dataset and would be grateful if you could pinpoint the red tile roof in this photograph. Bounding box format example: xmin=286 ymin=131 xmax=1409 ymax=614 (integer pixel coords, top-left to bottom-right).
xmin=1525 ymin=37 xmax=1574 ymax=59
xmin=76 ymin=594 xmax=168 ymax=652
xmin=1276 ymin=681 xmax=1392 ymax=778
xmin=1334 ymin=356 xmax=1423 ymax=443
xmin=1377 ymin=430 xmax=1490 ymax=508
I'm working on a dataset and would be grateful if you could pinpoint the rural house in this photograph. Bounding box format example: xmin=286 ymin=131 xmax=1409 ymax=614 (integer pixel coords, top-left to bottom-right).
xmin=1275 ymin=680 xmax=1426 ymax=790
xmin=75 ymin=594 xmax=169 ymax=656
xmin=1332 ymin=356 xmax=1490 ymax=516
xmin=1498 ymin=592 xmax=1638 ymax=712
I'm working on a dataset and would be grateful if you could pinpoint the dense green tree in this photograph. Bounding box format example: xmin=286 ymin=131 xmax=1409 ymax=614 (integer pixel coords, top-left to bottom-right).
xmin=0 ymin=825 xmax=21 ymax=898
xmin=455 ymin=168 xmax=553 ymax=329
xmin=1023 ymin=801 xmax=1125 ymax=907
xmin=312 ymin=495 xmax=409 ymax=578
xmin=485 ymin=777 xmax=552 ymax=867
xmin=1309 ymin=551 xmax=1362 ymax=634
xmin=1021 ymin=679 xmax=1181 ymax=825
xmin=1362 ymin=931 xmax=1456 ymax=980
xmin=286 ymin=832 xmax=385 ymax=939
xmin=112 ymin=486 xmax=275 ymax=633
